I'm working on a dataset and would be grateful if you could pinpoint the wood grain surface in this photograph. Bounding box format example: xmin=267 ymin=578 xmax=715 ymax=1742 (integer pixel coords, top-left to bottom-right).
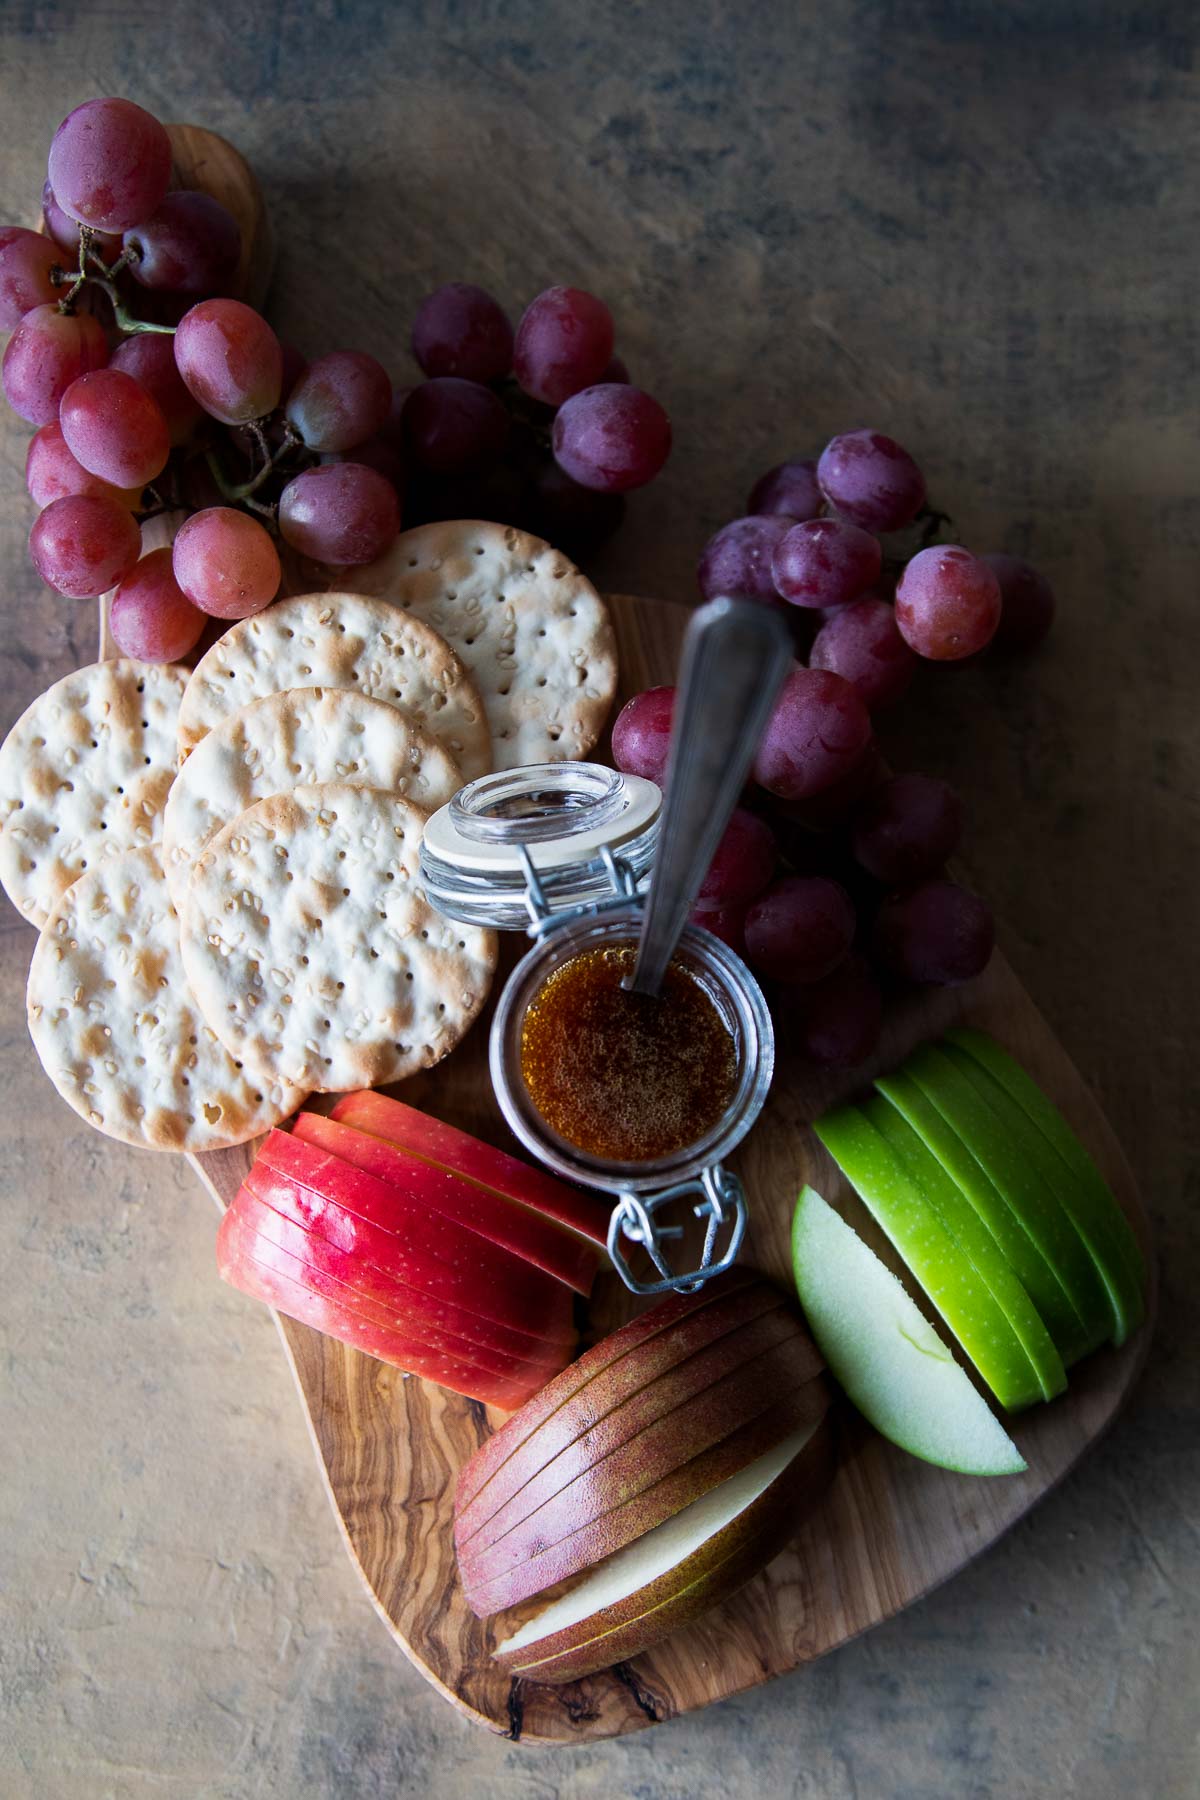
xmin=188 ymin=594 xmax=1155 ymax=1745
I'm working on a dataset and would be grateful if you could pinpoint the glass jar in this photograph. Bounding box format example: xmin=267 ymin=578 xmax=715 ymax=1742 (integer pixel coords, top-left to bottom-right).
xmin=419 ymin=763 xmax=775 ymax=1295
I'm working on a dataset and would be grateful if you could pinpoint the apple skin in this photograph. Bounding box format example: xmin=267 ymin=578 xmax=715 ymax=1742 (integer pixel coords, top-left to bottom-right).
xmin=901 ymin=1045 xmax=1116 ymax=1347
xmin=490 ymin=1413 xmax=837 ymax=1683
xmin=291 ymin=1111 xmax=602 ymax=1296
xmin=217 ymin=1210 xmax=556 ymax=1410
xmin=329 ymin=1089 xmax=611 ymax=1244
xmin=864 ymin=1094 xmax=1067 ymax=1402
xmin=813 ymin=1103 xmax=1045 ymax=1410
xmin=252 ymin=1130 xmax=577 ymax=1342
xmin=456 ymin=1270 xmax=781 ymax=1526
xmin=227 ymin=1188 xmax=571 ymax=1381
xmin=462 ymin=1372 xmax=834 ymax=1618
xmin=874 ymin=1065 xmax=1094 ymax=1362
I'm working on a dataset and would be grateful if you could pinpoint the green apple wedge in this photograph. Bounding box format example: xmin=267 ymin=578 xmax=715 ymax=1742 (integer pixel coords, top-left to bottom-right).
xmin=791 ymin=1187 xmax=1026 ymax=1476
xmin=945 ymin=1027 xmax=1146 ymax=1291
xmin=864 ymin=1095 xmax=1067 ymax=1402
xmin=900 ymin=1044 xmax=1116 ymax=1352
xmin=813 ymin=1104 xmax=1043 ymax=1410
xmin=875 ymin=1067 xmax=1095 ymax=1364
xmin=936 ymin=1043 xmax=1143 ymax=1346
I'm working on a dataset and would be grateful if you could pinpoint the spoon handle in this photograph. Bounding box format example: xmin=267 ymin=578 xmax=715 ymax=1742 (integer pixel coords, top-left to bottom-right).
xmin=630 ymin=597 xmax=793 ymax=996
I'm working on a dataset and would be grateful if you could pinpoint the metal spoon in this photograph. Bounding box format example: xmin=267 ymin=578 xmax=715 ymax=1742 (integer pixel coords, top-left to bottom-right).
xmin=629 ymin=597 xmax=793 ymax=996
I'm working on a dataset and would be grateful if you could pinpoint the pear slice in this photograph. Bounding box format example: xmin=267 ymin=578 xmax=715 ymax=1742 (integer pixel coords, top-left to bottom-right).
xmin=813 ymin=1105 xmax=1043 ymax=1410
xmin=865 ymin=1095 xmax=1067 ymax=1402
xmin=791 ymin=1186 xmax=1026 ymax=1476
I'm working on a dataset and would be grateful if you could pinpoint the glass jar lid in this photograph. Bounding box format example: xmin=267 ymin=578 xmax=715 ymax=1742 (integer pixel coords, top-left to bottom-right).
xmin=420 ymin=762 xmax=661 ymax=930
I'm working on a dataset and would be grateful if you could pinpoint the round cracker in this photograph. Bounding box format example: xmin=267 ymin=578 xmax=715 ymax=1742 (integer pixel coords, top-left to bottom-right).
xmin=26 ymin=846 xmax=304 ymax=1152
xmin=0 ymin=659 xmax=186 ymax=929
xmin=178 ymin=783 xmax=497 ymax=1094
xmin=162 ymin=685 xmax=464 ymax=908
xmin=343 ymin=522 xmax=618 ymax=769
xmin=175 ymin=592 xmax=491 ymax=780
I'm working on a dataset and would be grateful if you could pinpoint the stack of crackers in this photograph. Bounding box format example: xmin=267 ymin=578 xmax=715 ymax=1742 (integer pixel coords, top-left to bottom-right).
xmin=0 ymin=523 xmax=618 ymax=1155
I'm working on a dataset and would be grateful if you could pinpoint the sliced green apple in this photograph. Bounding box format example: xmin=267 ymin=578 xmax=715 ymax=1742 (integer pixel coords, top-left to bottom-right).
xmin=874 ymin=1067 xmax=1092 ymax=1362
xmin=864 ymin=1095 xmax=1067 ymax=1402
xmin=945 ymin=1027 xmax=1146 ymax=1290
xmin=900 ymin=1045 xmax=1114 ymax=1351
xmin=813 ymin=1105 xmax=1043 ymax=1410
xmin=934 ymin=1043 xmax=1142 ymax=1346
xmin=791 ymin=1187 xmax=1026 ymax=1476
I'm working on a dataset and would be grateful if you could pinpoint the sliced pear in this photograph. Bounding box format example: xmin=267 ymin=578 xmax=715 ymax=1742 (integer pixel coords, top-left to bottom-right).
xmin=874 ymin=1068 xmax=1091 ymax=1362
xmin=791 ymin=1186 xmax=1026 ymax=1476
xmin=945 ymin=1027 xmax=1146 ymax=1289
xmin=813 ymin=1105 xmax=1043 ymax=1410
xmin=865 ymin=1095 xmax=1067 ymax=1402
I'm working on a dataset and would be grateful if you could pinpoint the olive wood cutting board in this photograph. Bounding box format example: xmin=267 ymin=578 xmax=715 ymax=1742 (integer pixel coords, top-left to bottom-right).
xmin=137 ymin=132 xmax=1156 ymax=1745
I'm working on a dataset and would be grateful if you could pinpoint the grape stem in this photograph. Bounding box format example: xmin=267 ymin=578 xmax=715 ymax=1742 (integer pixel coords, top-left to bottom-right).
xmin=207 ymin=424 xmax=301 ymax=502
xmin=50 ymin=228 xmax=173 ymax=334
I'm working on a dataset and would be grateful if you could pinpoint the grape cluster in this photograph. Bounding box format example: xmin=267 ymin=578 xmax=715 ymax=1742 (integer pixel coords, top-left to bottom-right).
xmin=1 ymin=99 xmax=673 ymax=664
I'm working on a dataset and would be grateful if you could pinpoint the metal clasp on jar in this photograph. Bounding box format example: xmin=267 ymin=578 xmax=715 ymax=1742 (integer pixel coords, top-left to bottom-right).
xmin=607 ymin=1165 xmax=748 ymax=1296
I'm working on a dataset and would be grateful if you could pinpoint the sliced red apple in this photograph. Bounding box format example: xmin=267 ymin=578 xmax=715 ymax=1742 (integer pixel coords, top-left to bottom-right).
xmin=224 ymin=1194 xmax=571 ymax=1384
xmin=456 ymin=1305 xmax=821 ymax=1562
xmin=329 ymin=1089 xmax=611 ymax=1244
xmin=251 ymin=1130 xmax=577 ymax=1341
xmin=291 ymin=1111 xmax=602 ymax=1295
xmin=491 ymin=1414 xmax=836 ymax=1682
xmin=238 ymin=1178 xmax=574 ymax=1366
xmin=456 ymin=1271 xmax=778 ymax=1523
xmin=463 ymin=1376 xmax=834 ymax=1618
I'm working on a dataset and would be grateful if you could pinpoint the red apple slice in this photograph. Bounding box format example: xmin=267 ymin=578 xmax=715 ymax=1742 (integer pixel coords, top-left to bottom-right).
xmin=456 ymin=1304 xmax=821 ymax=1558
xmin=459 ymin=1346 xmax=831 ymax=1608
xmin=291 ymin=1111 xmax=602 ymax=1295
xmin=216 ymin=1213 xmax=551 ymax=1410
xmin=490 ymin=1413 xmax=836 ymax=1682
xmin=329 ymin=1089 xmax=611 ymax=1244
xmin=456 ymin=1271 xmax=776 ymax=1521
xmin=238 ymin=1177 xmax=574 ymax=1365
xmin=225 ymin=1193 xmax=572 ymax=1384
xmin=461 ymin=1376 xmax=833 ymax=1616
xmin=251 ymin=1130 xmax=577 ymax=1340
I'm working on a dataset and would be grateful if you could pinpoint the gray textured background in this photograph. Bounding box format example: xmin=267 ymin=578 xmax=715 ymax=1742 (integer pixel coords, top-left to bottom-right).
xmin=1 ymin=3 xmax=1197 ymax=1795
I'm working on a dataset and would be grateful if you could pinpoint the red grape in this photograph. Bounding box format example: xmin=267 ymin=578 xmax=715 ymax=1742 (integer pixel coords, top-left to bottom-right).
xmin=278 ymin=463 xmax=401 ymax=565
xmin=689 ymin=901 xmax=748 ymax=957
xmin=29 ymin=492 xmax=141 ymax=596
xmin=551 ymin=384 xmax=671 ymax=492
xmin=60 ymin=368 xmax=170 ymax=489
xmin=110 ymin=547 xmax=207 ymax=661
xmin=697 ymin=807 xmax=777 ymax=906
xmin=47 ymin=98 xmax=172 ymax=233
xmin=611 ymin=686 xmax=675 ymax=786
xmin=871 ymin=880 xmax=994 ymax=985
xmin=41 ymin=180 xmax=118 ymax=260
xmin=513 ymin=286 xmax=614 ymax=405
xmin=172 ymin=508 xmax=281 ymax=619
xmin=744 ymin=876 xmax=855 ymax=984
xmin=174 ymin=299 xmax=283 ymax=424
xmin=982 ymin=553 xmax=1055 ymax=653
xmin=523 ymin=459 xmax=625 ymax=554
xmin=809 ymin=597 xmax=917 ymax=711
xmin=123 ymin=191 xmax=242 ymax=295
xmin=787 ymin=954 xmax=883 ymax=1067
xmin=286 ymin=350 xmax=392 ymax=453
xmin=894 ymin=545 xmax=1002 ymax=661
xmin=747 ymin=458 xmax=822 ymax=522
xmin=769 ymin=738 xmax=882 ymax=830
xmin=697 ymin=515 xmax=791 ymax=607
xmin=753 ymin=666 xmax=872 ymax=801
xmin=321 ymin=435 xmax=405 ymax=494
xmin=26 ymin=421 xmax=143 ymax=510
xmin=817 ymin=430 xmax=926 ymax=533
xmin=111 ymin=333 xmax=205 ymax=446
xmin=771 ymin=517 xmax=882 ymax=610
xmin=411 ymin=282 xmax=514 ymax=383
xmin=851 ymin=773 xmax=963 ymax=885
xmin=0 ymin=227 xmax=69 ymax=330
xmin=2 ymin=303 xmax=108 ymax=425
xmin=400 ymin=377 xmax=508 ymax=474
